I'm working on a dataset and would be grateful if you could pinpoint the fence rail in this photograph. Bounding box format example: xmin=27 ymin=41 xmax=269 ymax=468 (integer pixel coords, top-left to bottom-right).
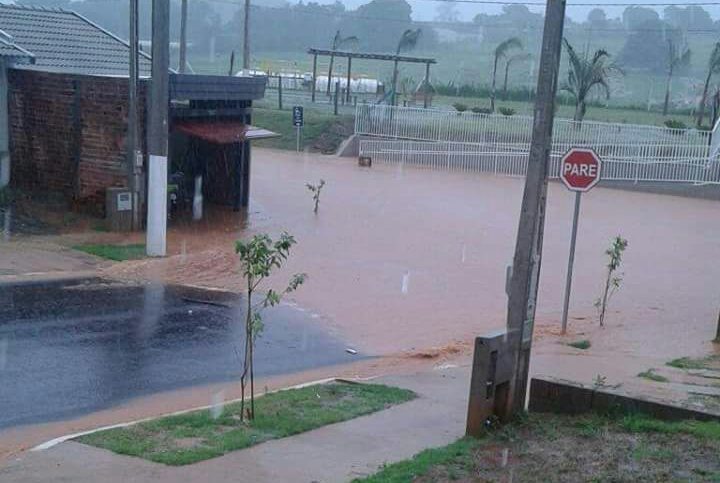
xmin=355 ymin=104 xmax=720 ymax=186
xmin=359 ymin=140 xmax=720 ymax=185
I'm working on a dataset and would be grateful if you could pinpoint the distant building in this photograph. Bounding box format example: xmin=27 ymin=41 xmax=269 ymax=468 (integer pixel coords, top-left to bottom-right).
xmin=0 ymin=4 xmax=272 ymax=217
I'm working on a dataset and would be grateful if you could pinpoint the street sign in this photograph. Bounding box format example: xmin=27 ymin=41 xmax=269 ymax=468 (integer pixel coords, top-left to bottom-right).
xmin=559 ymin=147 xmax=603 ymax=335
xmin=292 ymin=106 xmax=304 ymax=127
xmin=559 ymin=148 xmax=602 ymax=192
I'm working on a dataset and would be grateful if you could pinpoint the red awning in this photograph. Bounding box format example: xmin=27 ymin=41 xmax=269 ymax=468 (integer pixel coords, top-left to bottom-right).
xmin=174 ymin=120 xmax=279 ymax=144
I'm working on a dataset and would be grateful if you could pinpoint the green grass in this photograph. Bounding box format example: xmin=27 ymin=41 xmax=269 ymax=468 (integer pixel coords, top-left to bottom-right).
xmin=666 ymin=356 xmax=709 ymax=370
xmin=73 ymin=243 xmax=146 ymax=261
xmin=637 ymin=369 xmax=670 ymax=383
xmin=567 ymin=339 xmax=591 ymax=350
xmin=77 ymin=382 xmax=415 ymax=466
xmin=357 ymin=412 xmax=720 ymax=482
xmin=620 ymin=413 xmax=720 ymax=441
xmin=252 ymin=108 xmax=353 ymax=152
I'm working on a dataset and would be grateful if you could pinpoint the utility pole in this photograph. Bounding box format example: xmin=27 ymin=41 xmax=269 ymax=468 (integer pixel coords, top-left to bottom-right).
xmin=179 ymin=0 xmax=187 ymax=73
xmin=127 ymin=0 xmax=140 ymax=230
xmin=147 ymin=0 xmax=170 ymax=256
xmin=242 ymin=0 xmax=250 ymax=70
xmin=505 ymin=0 xmax=566 ymax=415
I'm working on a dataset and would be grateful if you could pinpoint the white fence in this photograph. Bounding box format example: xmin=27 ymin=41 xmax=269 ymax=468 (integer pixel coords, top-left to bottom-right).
xmin=356 ymin=105 xmax=720 ymax=185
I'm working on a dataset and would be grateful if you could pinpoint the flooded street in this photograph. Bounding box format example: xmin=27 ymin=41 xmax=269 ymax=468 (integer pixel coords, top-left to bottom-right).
xmin=98 ymin=148 xmax=720 ymax=385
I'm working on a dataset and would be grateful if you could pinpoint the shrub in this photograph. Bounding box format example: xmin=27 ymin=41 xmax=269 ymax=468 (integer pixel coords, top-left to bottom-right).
xmin=498 ymin=107 xmax=516 ymax=116
xmin=664 ymin=119 xmax=687 ymax=130
xmin=471 ymin=106 xmax=492 ymax=114
xmin=452 ymin=102 xmax=468 ymax=113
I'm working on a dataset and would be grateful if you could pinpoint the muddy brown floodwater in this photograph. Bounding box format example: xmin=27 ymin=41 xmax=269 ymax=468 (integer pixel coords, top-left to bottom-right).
xmin=98 ymin=148 xmax=720 ymax=388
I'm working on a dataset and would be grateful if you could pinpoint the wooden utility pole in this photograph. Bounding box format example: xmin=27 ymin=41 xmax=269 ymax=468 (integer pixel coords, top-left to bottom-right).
xmin=505 ymin=0 xmax=566 ymax=414
xmin=179 ymin=0 xmax=187 ymax=73
xmin=127 ymin=0 xmax=140 ymax=230
xmin=242 ymin=0 xmax=250 ymax=70
xmin=146 ymin=0 xmax=170 ymax=256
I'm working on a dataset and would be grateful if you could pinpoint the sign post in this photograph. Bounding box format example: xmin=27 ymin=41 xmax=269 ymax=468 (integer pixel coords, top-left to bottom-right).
xmin=559 ymin=148 xmax=602 ymax=334
xmin=292 ymin=106 xmax=304 ymax=152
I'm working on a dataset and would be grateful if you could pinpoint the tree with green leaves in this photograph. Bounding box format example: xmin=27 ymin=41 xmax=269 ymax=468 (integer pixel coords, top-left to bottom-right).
xmin=326 ymin=30 xmax=359 ymax=96
xmin=235 ymin=233 xmax=306 ymax=421
xmin=561 ymin=38 xmax=621 ymax=123
xmin=391 ymin=28 xmax=422 ymax=106
xmin=697 ymin=42 xmax=720 ymax=128
xmin=502 ymin=52 xmax=531 ymax=100
xmin=490 ymin=37 xmax=522 ymax=112
xmin=595 ymin=236 xmax=628 ymax=327
xmin=662 ymin=38 xmax=691 ymax=116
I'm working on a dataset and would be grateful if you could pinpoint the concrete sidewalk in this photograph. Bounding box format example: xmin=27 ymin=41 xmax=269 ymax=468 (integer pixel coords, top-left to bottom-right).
xmin=0 ymin=365 xmax=470 ymax=483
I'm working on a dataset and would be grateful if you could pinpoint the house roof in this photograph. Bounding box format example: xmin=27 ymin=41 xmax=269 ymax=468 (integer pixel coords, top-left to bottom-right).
xmin=0 ymin=4 xmax=151 ymax=77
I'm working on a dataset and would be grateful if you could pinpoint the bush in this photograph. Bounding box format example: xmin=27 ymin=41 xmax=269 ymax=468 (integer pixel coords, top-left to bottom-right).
xmin=664 ymin=119 xmax=687 ymax=130
xmin=498 ymin=107 xmax=516 ymax=116
xmin=452 ymin=102 xmax=468 ymax=113
xmin=471 ymin=106 xmax=492 ymax=114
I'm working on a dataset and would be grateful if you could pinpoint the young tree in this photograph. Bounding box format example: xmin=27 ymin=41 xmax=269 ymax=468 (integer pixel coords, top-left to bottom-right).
xmin=502 ymin=52 xmax=531 ymax=100
xmin=697 ymin=42 xmax=720 ymax=128
xmin=326 ymin=30 xmax=359 ymax=96
xmin=662 ymin=38 xmax=691 ymax=116
xmin=391 ymin=28 xmax=422 ymax=106
xmin=306 ymin=179 xmax=326 ymax=214
xmin=490 ymin=37 xmax=522 ymax=112
xmin=561 ymin=38 xmax=621 ymax=123
xmin=595 ymin=236 xmax=628 ymax=327
xmin=235 ymin=233 xmax=306 ymax=421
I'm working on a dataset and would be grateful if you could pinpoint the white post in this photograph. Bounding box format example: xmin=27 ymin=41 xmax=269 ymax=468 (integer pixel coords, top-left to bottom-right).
xmin=192 ymin=175 xmax=203 ymax=220
xmin=0 ymin=60 xmax=9 ymax=188
xmin=147 ymin=155 xmax=167 ymax=255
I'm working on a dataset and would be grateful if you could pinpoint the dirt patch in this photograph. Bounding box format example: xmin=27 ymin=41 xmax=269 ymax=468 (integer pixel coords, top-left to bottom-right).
xmin=173 ymin=437 xmax=206 ymax=449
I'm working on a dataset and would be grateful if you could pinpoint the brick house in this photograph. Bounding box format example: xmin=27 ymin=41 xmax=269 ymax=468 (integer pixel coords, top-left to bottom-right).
xmin=0 ymin=4 xmax=269 ymax=216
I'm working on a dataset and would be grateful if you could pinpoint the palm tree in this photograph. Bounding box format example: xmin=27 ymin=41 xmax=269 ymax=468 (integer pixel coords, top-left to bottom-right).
xmin=490 ymin=37 xmax=522 ymax=112
xmin=662 ymin=38 xmax=691 ymax=116
xmin=391 ymin=29 xmax=422 ymax=106
xmin=326 ymin=31 xmax=359 ymax=96
xmin=696 ymin=42 xmax=720 ymax=128
xmin=561 ymin=38 xmax=621 ymax=123
xmin=503 ymin=53 xmax=531 ymax=100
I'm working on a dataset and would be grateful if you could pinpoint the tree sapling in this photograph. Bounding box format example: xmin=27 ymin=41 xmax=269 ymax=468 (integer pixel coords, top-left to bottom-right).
xmin=306 ymin=179 xmax=326 ymax=214
xmin=235 ymin=232 xmax=306 ymax=421
xmin=595 ymin=235 xmax=628 ymax=327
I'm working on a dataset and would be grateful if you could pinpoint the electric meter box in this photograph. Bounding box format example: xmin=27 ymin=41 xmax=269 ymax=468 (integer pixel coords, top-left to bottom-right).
xmin=105 ymin=187 xmax=133 ymax=232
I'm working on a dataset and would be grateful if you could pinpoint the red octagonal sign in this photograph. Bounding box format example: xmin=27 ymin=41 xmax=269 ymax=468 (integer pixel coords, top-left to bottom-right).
xmin=560 ymin=148 xmax=602 ymax=192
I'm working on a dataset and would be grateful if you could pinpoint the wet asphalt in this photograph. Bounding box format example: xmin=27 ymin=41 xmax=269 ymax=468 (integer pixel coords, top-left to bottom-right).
xmin=0 ymin=278 xmax=360 ymax=430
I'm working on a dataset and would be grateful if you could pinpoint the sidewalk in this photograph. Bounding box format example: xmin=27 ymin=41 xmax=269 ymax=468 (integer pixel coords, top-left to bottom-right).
xmin=0 ymin=365 xmax=470 ymax=483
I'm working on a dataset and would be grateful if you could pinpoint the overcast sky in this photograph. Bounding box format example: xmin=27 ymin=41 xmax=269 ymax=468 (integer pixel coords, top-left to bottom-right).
xmin=286 ymin=0 xmax=720 ymax=23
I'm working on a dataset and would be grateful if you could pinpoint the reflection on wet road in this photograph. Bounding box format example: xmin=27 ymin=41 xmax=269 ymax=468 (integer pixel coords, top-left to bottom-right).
xmin=0 ymin=278 xmax=359 ymax=430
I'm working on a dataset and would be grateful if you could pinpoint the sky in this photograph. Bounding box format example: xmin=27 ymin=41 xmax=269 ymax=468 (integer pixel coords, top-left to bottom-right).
xmin=285 ymin=0 xmax=720 ymax=23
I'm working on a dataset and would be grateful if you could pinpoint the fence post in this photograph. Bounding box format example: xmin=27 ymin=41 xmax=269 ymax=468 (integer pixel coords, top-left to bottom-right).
xmin=334 ymin=81 xmax=339 ymax=116
xmin=278 ymin=77 xmax=283 ymax=110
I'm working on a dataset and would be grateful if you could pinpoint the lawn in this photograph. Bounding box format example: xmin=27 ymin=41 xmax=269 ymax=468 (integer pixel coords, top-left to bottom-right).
xmin=252 ymin=108 xmax=354 ymax=152
xmin=76 ymin=382 xmax=415 ymax=466
xmin=72 ymin=243 xmax=146 ymax=261
xmin=357 ymin=413 xmax=720 ymax=482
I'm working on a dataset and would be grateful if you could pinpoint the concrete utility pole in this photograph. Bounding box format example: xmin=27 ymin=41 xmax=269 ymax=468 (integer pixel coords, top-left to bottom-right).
xmin=242 ymin=0 xmax=250 ymax=70
xmin=505 ymin=0 xmax=566 ymax=414
xmin=147 ymin=0 xmax=170 ymax=256
xmin=179 ymin=0 xmax=187 ymax=73
xmin=127 ymin=0 xmax=140 ymax=230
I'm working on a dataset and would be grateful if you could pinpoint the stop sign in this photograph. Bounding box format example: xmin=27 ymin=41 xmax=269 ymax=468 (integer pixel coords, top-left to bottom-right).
xmin=559 ymin=148 xmax=602 ymax=192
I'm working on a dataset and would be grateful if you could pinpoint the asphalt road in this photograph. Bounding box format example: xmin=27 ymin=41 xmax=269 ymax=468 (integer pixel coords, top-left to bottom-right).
xmin=0 ymin=278 xmax=359 ymax=430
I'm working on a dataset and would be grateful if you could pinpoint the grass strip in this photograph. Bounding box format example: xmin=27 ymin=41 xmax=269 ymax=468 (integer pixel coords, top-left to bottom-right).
xmin=73 ymin=243 xmax=146 ymax=261
xmin=77 ymin=382 xmax=415 ymax=465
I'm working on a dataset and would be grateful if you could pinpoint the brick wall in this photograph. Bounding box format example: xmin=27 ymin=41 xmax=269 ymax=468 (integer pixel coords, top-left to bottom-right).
xmin=8 ymin=69 xmax=147 ymax=213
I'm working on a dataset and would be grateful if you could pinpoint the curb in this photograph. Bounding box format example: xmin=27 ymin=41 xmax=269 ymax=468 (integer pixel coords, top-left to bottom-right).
xmin=0 ymin=271 xmax=98 ymax=287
